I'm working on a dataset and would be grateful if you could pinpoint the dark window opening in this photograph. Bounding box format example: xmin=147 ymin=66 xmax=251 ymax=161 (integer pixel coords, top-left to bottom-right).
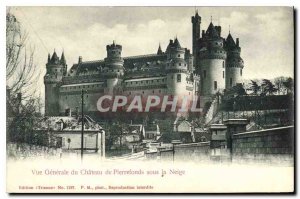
xmin=177 ymin=74 xmax=181 ymax=82
xmin=203 ymin=70 xmax=206 ymax=79
xmin=223 ymin=71 xmax=224 ymax=78
xmin=214 ymin=81 xmax=217 ymax=90
xmin=230 ymin=78 xmax=233 ymax=87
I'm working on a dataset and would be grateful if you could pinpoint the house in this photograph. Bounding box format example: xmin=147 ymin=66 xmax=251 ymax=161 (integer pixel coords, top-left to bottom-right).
xmin=34 ymin=115 xmax=105 ymax=157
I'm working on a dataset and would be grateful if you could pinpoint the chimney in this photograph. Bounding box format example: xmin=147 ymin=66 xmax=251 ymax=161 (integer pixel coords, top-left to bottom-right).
xmin=236 ymin=38 xmax=239 ymax=47
xmin=78 ymin=56 xmax=82 ymax=64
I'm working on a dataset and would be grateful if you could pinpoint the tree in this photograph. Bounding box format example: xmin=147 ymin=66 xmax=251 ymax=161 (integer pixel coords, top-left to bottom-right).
xmin=282 ymin=77 xmax=294 ymax=94
xmin=232 ymin=83 xmax=247 ymax=96
xmin=250 ymin=80 xmax=260 ymax=95
xmin=261 ymin=79 xmax=277 ymax=96
xmin=6 ymin=10 xmax=42 ymax=148
xmin=6 ymin=10 xmax=40 ymax=100
xmin=274 ymin=76 xmax=285 ymax=95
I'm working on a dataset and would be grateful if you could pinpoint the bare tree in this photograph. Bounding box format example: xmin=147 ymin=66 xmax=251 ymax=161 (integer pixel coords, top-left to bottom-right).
xmin=6 ymin=10 xmax=40 ymax=100
xmin=274 ymin=76 xmax=285 ymax=95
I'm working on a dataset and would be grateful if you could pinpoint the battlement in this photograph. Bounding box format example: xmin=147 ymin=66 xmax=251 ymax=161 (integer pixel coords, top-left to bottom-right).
xmin=106 ymin=42 xmax=122 ymax=51
xmin=199 ymin=49 xmax=227 ymax=60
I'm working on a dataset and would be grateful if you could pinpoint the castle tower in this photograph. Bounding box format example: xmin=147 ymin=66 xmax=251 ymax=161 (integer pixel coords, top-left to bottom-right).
xmin=184 ymin=48 xmax=194 ymax=72
xmin=191 ymin=10 xmax=201 ymax=57
xmin=165 ymin=38 xmax=189 ymax=97
xmin=198 ymin=22 xmax=227 ymax=96
xmin=225 ymin=33 xmax=244 ymax=89
xmin=104 ymin=41 xmax=124 ymax=94
xmin=44 ymin=50 xmax=67 ymax=116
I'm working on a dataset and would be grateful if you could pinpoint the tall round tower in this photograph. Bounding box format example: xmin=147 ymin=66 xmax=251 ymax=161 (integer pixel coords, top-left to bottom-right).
xmin=199 ymin=23 xmax=227 ymax=97
xmin=44 ymin=50 xmax=67 ymax=116
xmin=103 ymin=41 xmax=124 ymax=94
xmin=225 ymin=34 xmax=244 ymax=89
xmin=165 ymin=38 xmax=189 ymax=97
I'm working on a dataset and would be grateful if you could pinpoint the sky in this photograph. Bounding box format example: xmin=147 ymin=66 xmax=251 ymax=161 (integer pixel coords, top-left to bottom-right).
xmin=9 ymin=6 xmax=294 ymax=96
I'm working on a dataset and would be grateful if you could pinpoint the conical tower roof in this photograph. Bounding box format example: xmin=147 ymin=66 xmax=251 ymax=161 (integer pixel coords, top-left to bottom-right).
xmin=50 ymin=50 xmax=59 ymax=63
xmin=157 ymin=43 xmax=163 ymax=55
xmin=60 ymin=51 xmax=66 ymax=65
xmin=206 ymin=22 xmax=219 ymax=38
xmin=174 ymin=37 xmax=181 ymax=48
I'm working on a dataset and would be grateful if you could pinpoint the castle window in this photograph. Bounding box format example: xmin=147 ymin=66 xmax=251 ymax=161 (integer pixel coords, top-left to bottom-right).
xmin=223 ymin=61 xmax=224 ymax=68
xmin=230 ymin=78 xmax=233 ymax=87
xmin=214 ymin=81 xmax=217 ymax=90
xmin=142 ymin=91 xmax=144 ymax=94
xmin=152 ymin=80 xmax=154 ymax=83
xmin=203 ymin=70 xmax=206 ymax=79
xmin=129 ymin=92 xmax=131 ymax=95
xmin=152 ymin=90 xmax=155 ymax=94
xmin=177 ymin=74 xmax=181 ymax=83
xmin=178 ymin=54 xmax=180 ymax=57
xmin=179 ymin=63 xmax=181 ymax=66
xmin=223 ymin=71 xmax=224 ymax=78
xmin=240 ymin=69 xmax=242 ymax=76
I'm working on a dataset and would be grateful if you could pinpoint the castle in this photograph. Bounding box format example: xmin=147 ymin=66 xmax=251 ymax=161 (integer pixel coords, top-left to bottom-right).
xmin=44 ymin=11 xmax=244 ymax=119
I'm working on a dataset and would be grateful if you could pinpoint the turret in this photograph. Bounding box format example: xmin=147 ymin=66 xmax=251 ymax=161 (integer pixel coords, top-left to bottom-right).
xmin=198 ymin=22 xmax=227 ymax=96
xmin=165 ymin=37 xmax=189 ymax=98
xmin=191 ymin=10 xmax=201 ymax=56
xmin=104 ymin=41 xmax=124 ymax=94
xmin=225 ymin=33 xmax=244 ymax=89
xmin=44 ymin=50 xmax=66 ymax=116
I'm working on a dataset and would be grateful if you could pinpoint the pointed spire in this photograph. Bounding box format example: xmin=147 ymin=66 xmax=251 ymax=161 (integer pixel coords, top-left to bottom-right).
xmin=47 ymin=53 xmax=50 ymax=63
xmin=195 ymin=8 xmax=199 ymax=16
xmin=174 ymin=37 xmax=181 ymax=48
xmin=50 ymin=49 xmax=59 ymax=64
xmin=229 ymin=25 xmax=231 ymax=33
xmin=226 ymin=32 xmax=236 ymax=48
xmin=206 ymin=22 xmax=219 ymax=38
xmin=157 ymin=43 xmax=163 ymax=55
xmin=60 ymin=50 xmax=66 ymax=65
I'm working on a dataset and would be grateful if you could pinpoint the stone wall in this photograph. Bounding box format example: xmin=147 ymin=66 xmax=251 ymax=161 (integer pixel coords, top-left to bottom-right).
xmin=173 ymin=142 xmax=210 ymax=162
xmin=232 ymin=126 xmax=294 ymax=165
